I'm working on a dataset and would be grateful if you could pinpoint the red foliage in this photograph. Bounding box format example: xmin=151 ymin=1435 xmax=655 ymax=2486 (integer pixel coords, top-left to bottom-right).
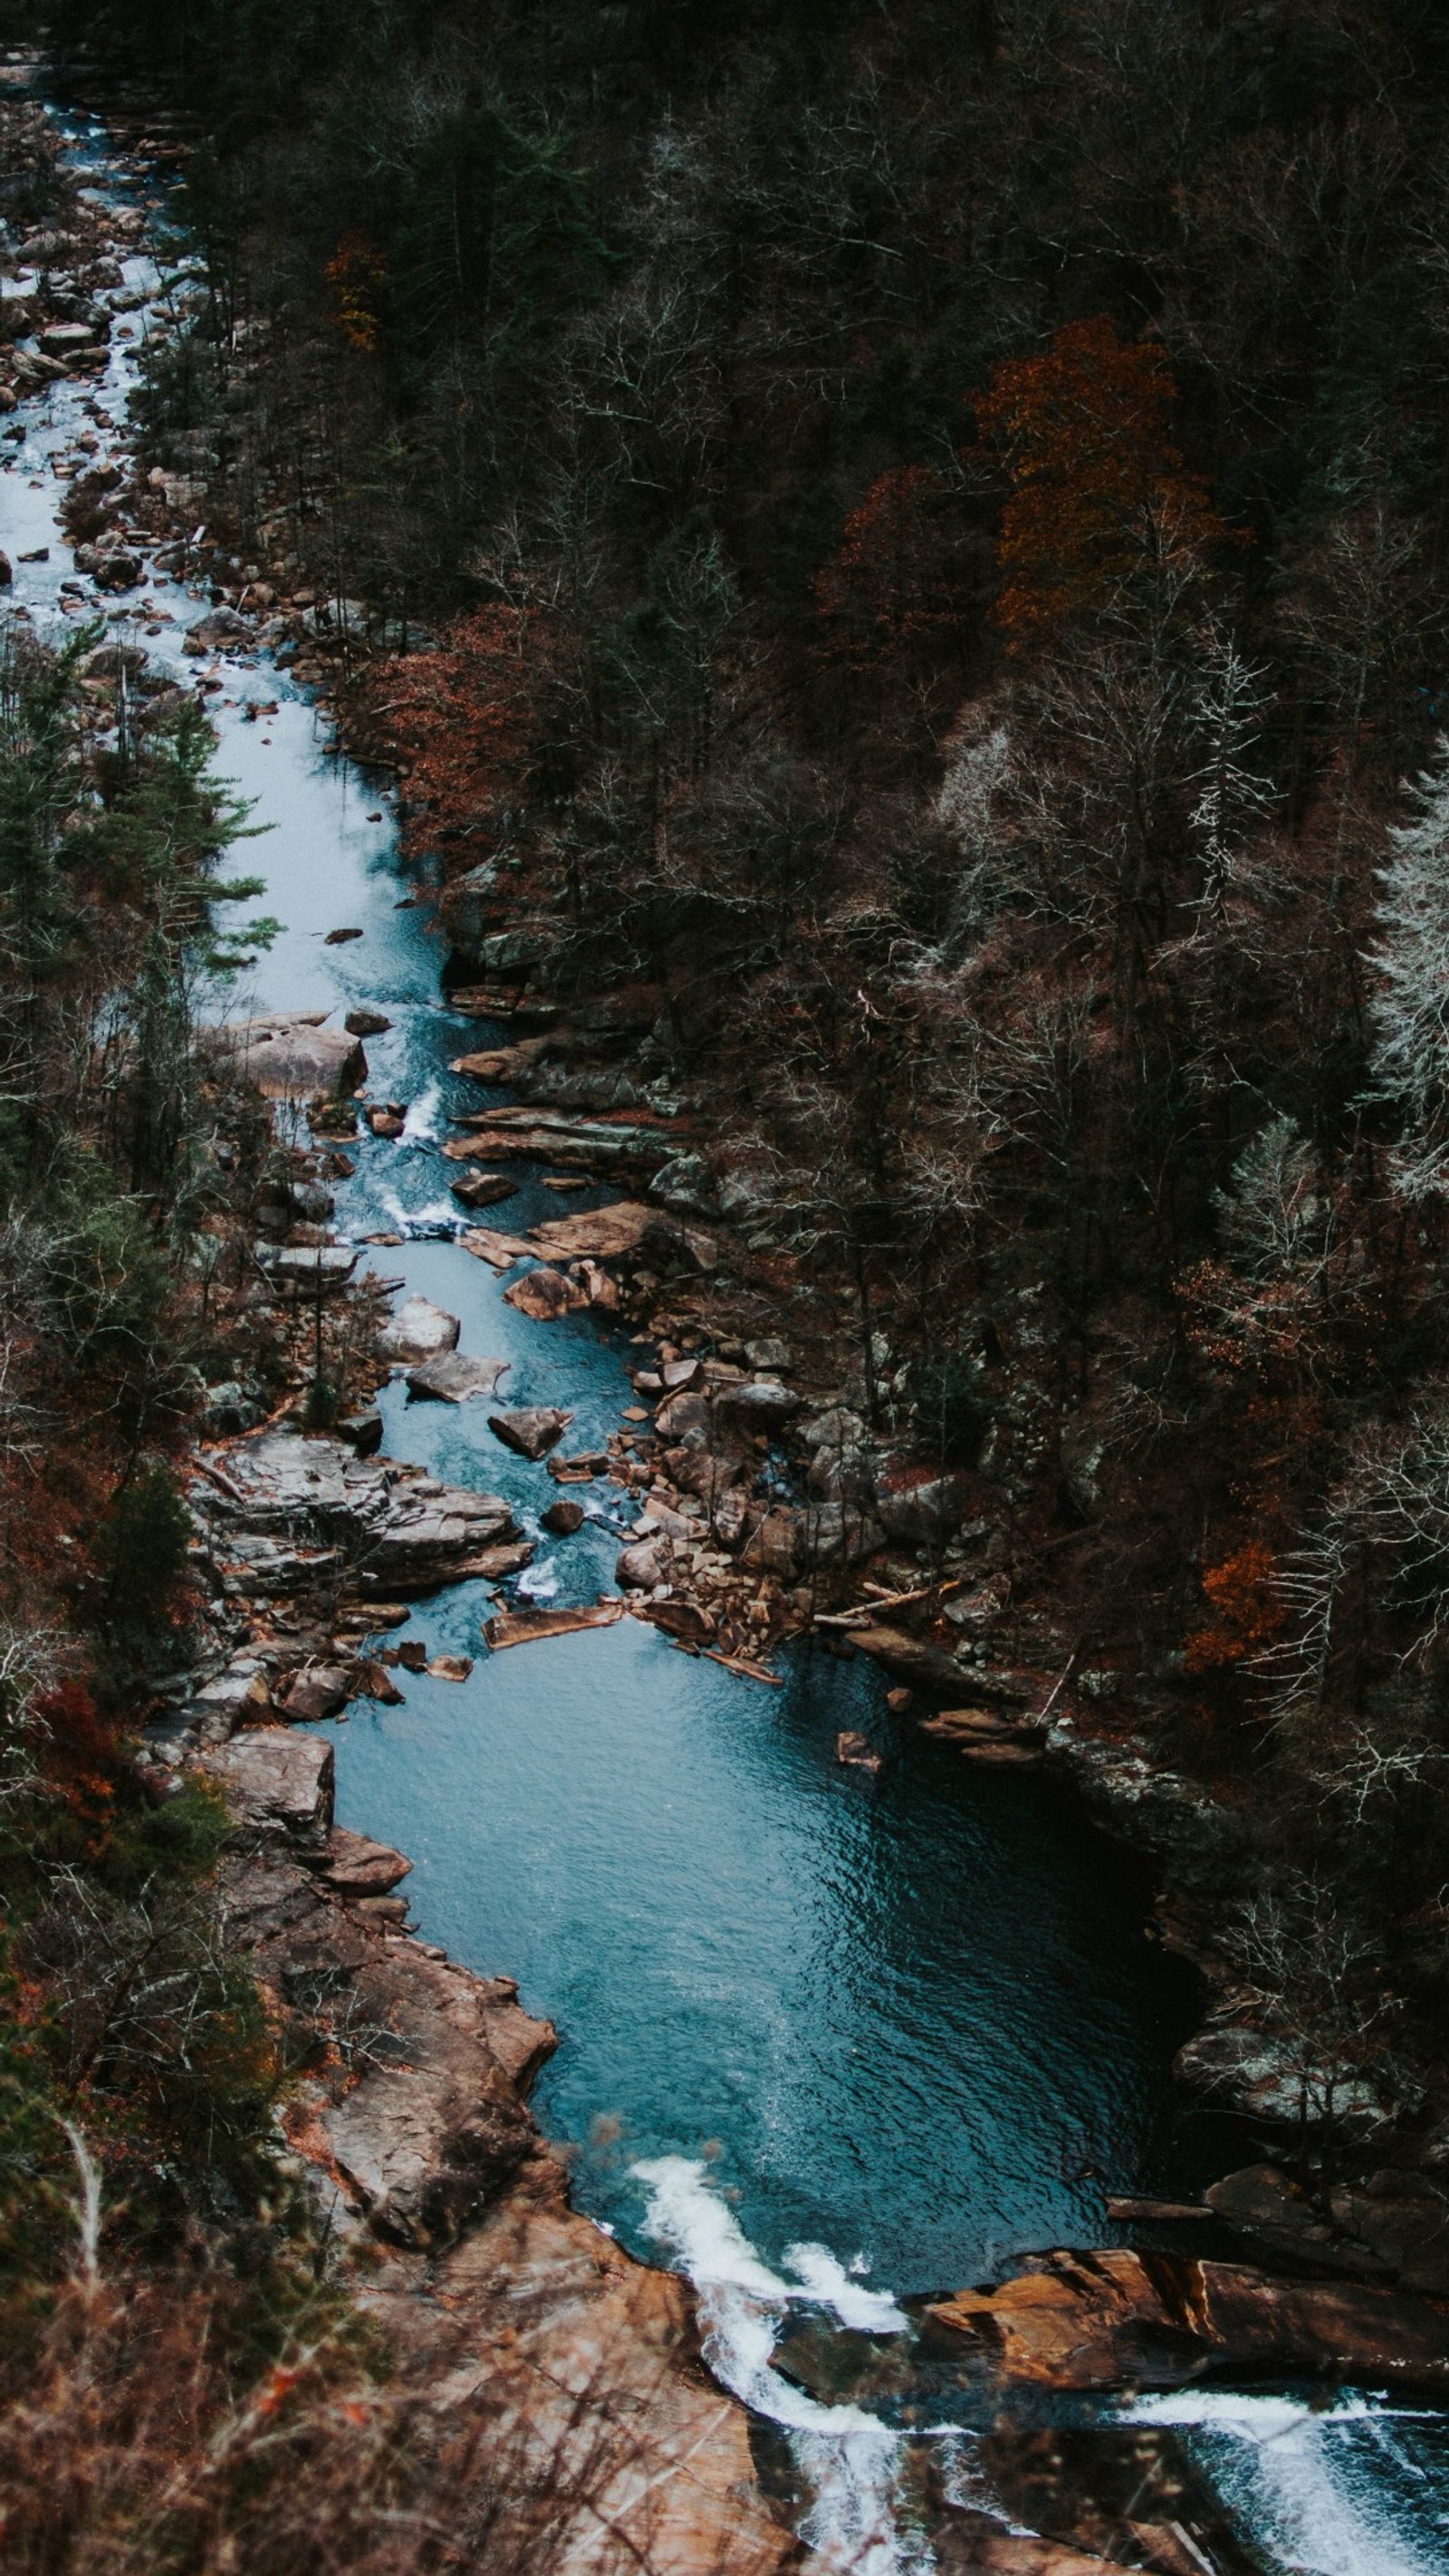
xmin=325 ymin=232 xmax=387 ymax=354
xmin=31 ymin=1680 xmax=124 ymax=1836
xmin=370 ymin=609 xmax=549 ymax=855
xmin=814 ymin=466 xmax=964 ymax=669
xmin=975 ymin=316 xmax=1232 ymax=644
xmin=1184 ymin=1539 xmax=1286 ymax=1672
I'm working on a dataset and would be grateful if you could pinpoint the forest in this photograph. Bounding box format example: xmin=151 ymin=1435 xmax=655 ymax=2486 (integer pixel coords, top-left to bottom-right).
xmin=5 ymin=0 xmax=1449 ymax=2566
xmin=42 ymin=0 xmax=1449 ymax=2071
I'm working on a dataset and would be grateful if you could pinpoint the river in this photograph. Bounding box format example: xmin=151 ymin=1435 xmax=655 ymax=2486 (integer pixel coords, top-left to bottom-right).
xmin=5 ymin=82 xmax=1447 ymax=2576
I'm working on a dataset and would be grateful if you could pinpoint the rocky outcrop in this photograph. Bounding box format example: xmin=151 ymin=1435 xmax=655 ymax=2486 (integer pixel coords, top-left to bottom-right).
xmin=405 ymin=1350 xmax=508 ymax=1404
xmin=213 ymin=1010 xmax=366 ymax=1100
xmin=200 ymin=1730 xmax=333 ymax=1845
xmin=190 ymin=1429 xmax=516 ymax=1600
xmin=927 ymin=2246 xmax=1449 ymax=2394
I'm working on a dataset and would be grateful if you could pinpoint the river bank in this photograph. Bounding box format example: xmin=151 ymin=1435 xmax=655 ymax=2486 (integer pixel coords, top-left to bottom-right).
xmin=3 ymin=57 xmax=1447 ymax=2576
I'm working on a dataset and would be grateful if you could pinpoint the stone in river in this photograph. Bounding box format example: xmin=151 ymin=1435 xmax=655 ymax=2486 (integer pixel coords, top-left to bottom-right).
xmin=324 ymin=926 xmax=364 ymax=944
xmin=216 ymin=1011 xmax=366 ymax=1101
xmin=377 ymin=1294 xmax=461 ymax=1364
xmin=542 ymin=1497 xmax=586 ymax=1535
xmin=398 ymin=1640 xmax=429 ymax=1671
xmin=366 ymin=1105 xmax=406 ymax=1138
xmin=504 ymin=1264 xmax=590 ymax=1321
xmin=488 ymin=1406 xmax=573 ymax=1461
xmin=345 ymin=1008 xmax=392 ymax=1038
xmin=427 ymin=1656 xmax=473 ymax=1683
xmin=94 ymin=551 xmax=142 ymax=591
xmin=184 ymin=604 xmax=253 ymax=652
xmin=450 ymin=1169 xmax=518 ymax=1209
xmin=0 ymin=550 xmax=11 ymax=587
xmin=616 ymin=1534 xmax=672 ymax=1591
xmin=837 ymin=1731 xmax=881 ymax=1771
xmin=278 ymin=1662 xmax=350 ymax=1722
xmin=406 ymin=1351 xmax=509 ymax=1405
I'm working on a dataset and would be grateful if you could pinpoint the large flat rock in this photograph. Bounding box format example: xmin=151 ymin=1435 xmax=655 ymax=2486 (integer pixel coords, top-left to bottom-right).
xmin=190 ymin=1430 xmax=515 ymax=1598
xmin=927 ymin=2247 xmax=1449 ymax=2394
xmin=214 ymin=1011 xmax=366 ymax=1101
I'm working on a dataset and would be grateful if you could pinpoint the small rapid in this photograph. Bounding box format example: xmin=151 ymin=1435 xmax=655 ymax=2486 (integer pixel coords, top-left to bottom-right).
xmin=5 ymin=77 xmax=1446 ymax=2576
xmin=634 ymin=2155 xmax=923 ymax=2576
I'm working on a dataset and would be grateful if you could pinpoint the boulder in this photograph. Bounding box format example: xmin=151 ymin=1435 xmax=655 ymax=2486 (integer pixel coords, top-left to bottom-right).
xmin=345 ymin=1008 xmax=392 ymax=1038
xmin=740 ymin=1512 xmax=800 ymax=1577
xmin=450 ymin=1170 xmax=518 ymax=1209
xmin=541 ymin=1497 xmax=586 ymax=1535
xmin=873 ymin=1466 xmax=972 ymax=1545
xmin=406 ymin=1351 xmax=508 ymax=1405
xmin=320 ymin=1825 xmax=412 ymax=1898
xmin=258 ymin=1244 xmax=358 ymax=1290
xmin=0 ymin=550 xmax=11 ymax=588
xmin=927 ymin=2247 xmax=1449 ymax=2396
xmin=200 ymin=1731 xmax=335 ymax=1845
xmin=504 ymin=1264 xmax=589 ymax=1321
xmin=94 ymin=551 xmax=142 ymax=591
xmin=218 ymin=1012 xmax=366 ymax=1101
xmin=184 ymin=604 xmax=253 ymax=653
xmin=617 ymin=1534 xmax=673 ymax=1590
xmin=715 ymin=1379 xmax=801 ymax=1430
xmin=655 ymin=1387 xmax=708 ymax=1440
xmin=488 ymin=1406 xmax=573 ymax=1461
xmin=377 ymin=1295 xmax=461 ymax=1365
xmin=1175 ymin=2018 xmax=1391 ymax=2129
xmin=279 ymin=1662 xmax=350 ymax=1722
xmin=189 ymin=1430 xmax=516 ymax=1598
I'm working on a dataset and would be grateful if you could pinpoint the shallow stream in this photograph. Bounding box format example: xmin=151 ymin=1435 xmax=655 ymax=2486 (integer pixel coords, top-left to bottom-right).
xmin=5 ymin=90 xmax=1447 ymax=2576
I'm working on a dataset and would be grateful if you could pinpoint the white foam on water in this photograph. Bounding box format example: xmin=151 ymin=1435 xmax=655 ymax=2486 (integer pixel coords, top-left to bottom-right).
xmin=1127 ymin=2389 xmax=1449 ymax=2576
xmin=632 ymin=2155 xmax=925 ymax=2575
xmin=515 ymin=1557 xmax=560 ymax=1601
xmin=400 ymin=1082 xmax=443 ymax=1144
xmin=377 ymin=1186 xmax=461 ymax=1237
xmin=784 ymin=2242 xmax=910 ymax=2334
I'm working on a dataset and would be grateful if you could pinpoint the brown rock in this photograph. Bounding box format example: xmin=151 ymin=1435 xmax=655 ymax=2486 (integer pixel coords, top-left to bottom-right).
xmin=321 ymin=1826 xmax=413 ymax=1897
xmin=504 ymin=1264 xmax=589 ymax=1321
xmin=488 ymin=1405 xmax=573 ymax=1460
xmin=837 ymin=1730 xmax=882 ymax=1771
xmin=279 ymin=1663 xmax=350 ymax=1721
xmin=927 ymin=2247 xmax=1449 ymax=2394
xmin=398 ymin=1641 xmax=429 ymax=1671
xmin=542 ymin=1496 xmax=587 ymax=1535
xmin=449 ymin=1170 xmax=518 ymax=1208
xmin=485 ymin=1603 xmax=627 ymax=1648
xmin=427 ymin=1656 xmax=474 ymax=1682
xmin=199 ymin=1731 xmax=334 ymax=1845
xmin=617 ymin=1535 xmax=672 ymax=1591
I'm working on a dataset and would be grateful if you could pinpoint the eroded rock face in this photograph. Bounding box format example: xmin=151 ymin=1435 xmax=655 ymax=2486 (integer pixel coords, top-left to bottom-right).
xmin=189 ymin=1430 xmax=516 ymax=1598
xmin=199 ymin=1731 xmax=334 ymax=1845
xmin=927 ymin=2247 xmax=1449 ymax=2394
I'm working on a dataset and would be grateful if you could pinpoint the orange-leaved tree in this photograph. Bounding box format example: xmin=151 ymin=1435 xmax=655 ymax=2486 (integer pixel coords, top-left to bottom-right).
xmin=975 ymin=316 xmax=1230 ymax=647
xmin=325 ymin=232 xmax=388 ymax=353
xmin=1184 ymin=1539 xmax=1287 ymax=1672
xmin=370 ymin=609 xmax=551 ymax=852
xmin=814 ymin=466 xmax=964 ymax=671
